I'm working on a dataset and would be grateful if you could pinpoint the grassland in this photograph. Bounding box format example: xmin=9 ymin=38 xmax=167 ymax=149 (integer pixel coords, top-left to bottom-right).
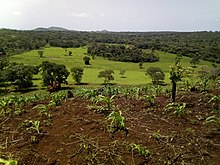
xmin=9 ymin=47 xmax=213 ymax=87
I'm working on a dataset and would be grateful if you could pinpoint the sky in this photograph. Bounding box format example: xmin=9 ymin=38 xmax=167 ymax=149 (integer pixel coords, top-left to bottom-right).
xmin=0 ymin=0 xmax=220 ymax=31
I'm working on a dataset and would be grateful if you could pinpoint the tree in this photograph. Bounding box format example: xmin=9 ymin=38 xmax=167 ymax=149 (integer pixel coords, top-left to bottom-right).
xmin=4 ymin=63 xmax=38 ymax=90
xmin=83 ymin=56 xmax=91 ymax=65
xmin=38 ymin=50 xmax=44 ymax=58
xmin=139 ymin=62 xmax=143 ymax=69
xmin=40 ymin=61 xmax=70 ymax=91
xmin=98 ymin=70 xmax=114 ymax=84
xmin=71 ymin=67 xmax=84 ymax=84
xmin=169 ymin=60 xmax=185 ymax=102
xmin=190 ymin=55 xmax=200 ymax=68
xmin=119 ymin=70 xmax=126 ymax=78
xmin=68 ymin=51 xmax=73 ymax=56
xmin=146 ymin=67 xmax=165 ymax=84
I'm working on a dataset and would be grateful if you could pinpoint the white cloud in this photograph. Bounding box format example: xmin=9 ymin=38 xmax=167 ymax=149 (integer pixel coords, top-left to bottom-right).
xmin=99 ymin=13 xmax=105 ymax=17
xmin=67 ymin=12 xmax=93 ymax=18
xmin=13 ymin=11 xmax=22 ymax=16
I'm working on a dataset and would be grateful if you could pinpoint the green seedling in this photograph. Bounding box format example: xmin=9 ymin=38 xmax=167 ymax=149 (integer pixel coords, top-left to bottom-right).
xmin=205 ymin=115 xmax=220 ymax=131
xmin=0 ymin=158 xmax=18 ymax=165
xmin=131 ymin=144 xmax=151 ymax=157
xmin=165 ymin=102 xmax=186 ymax=116
xmin=92 ymin=95 xmax=116 ymax=112
xmin=143 ymin=95 xmax=155 ymax=107
xmin=22 ymin=120 xmax=41 ymax=134
xmin=33 ymin=104 xmax=51 ymax=117
xmin=208 ymin=95 xmax=220 ymax=111
xmin=106 ymin=110 xmax=126 ymax=133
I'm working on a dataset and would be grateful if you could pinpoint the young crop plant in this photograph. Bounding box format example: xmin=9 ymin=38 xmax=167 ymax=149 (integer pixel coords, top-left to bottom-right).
xmin=205 ymin=116 xmax=220 ymax=132
xmin=165 ymin=102 xmax=186 ymax=117
xmin=131 ymin=143 xmax=151 ymax=157
xmin=0 ymin=158 xmax=18 ymax=165
xmin=49 ymin=91 xmax=67 ymax=106
xmin=143 ymin=95 xmax=156 ymax=107
xmin=106 ymin=110 xmax=127 ymax=134
xmin=22 ymin=120 xmax=41 ymax=134
xmin=208 ymin=95 xmax=220 ymax=111
xmin=92 ymin=95 xmax=116 ymax=113
xmin=33 ymin=104 xmax=51 ymax=118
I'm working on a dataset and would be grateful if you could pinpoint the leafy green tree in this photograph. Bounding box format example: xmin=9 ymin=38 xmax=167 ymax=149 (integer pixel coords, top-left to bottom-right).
xmin=139 ymin=62 xmax=143 ymax=69
xmin=190 ymin=55 xmax=200 ymax=68
xmin=38 ymin=50 xmax=44 ymax=57
xmin=40 ymin=61 xmax=70 ymax=90
xmin=98 ymin=70 xmax=114 ymax=84
xmin=68 ymin=51 xmax=73 ymax=56
xmin=146 ymin=67 xmax=165 ymax=84
xmin=71 ymin=67 xmax=84 ymax=84
xmin=119 ymin=70 xmax=126 ymax=78
xmin=5 ymin=63 xmax=38 ymax=90
xmin=169 ymin=60 xmax=185 ymax=102
xmin=83 ymin=56 xmax=91 ymax=65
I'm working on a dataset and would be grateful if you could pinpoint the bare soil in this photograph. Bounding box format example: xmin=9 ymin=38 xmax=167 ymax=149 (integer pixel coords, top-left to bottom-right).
xmin=0 ymin=90 xmax=220 ymax=165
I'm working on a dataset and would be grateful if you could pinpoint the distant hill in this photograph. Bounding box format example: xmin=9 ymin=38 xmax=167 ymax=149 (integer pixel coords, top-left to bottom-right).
xmin=33 ymin=27 xmax=69 ymax=31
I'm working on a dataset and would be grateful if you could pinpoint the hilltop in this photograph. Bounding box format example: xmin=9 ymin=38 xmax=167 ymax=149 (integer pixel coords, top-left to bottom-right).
xmin=33 ymin=26 xmax=69 ymax=31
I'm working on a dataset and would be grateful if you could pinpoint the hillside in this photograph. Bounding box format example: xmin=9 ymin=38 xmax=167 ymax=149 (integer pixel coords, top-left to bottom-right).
xmin=33 ymin=26 xmax=69 ymax=31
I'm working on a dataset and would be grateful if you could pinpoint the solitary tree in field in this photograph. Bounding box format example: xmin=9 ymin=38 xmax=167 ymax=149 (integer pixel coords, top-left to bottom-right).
xmin=190 ymin=55 xmax=200 ymax=68
xmin=98 ymin=70 xmax=114 ymax=84
xmin=119 ymin=70 xmax=126 ymax=78
xmin=146 ymin=67 xmax=165 ymax=85
xmin=83 ymin=56 xmax=91 ymax=65
xmin=139 ymin=62 xmax=143 ymax=69
xmin=169 ymin=60 xmax=185 ymax=102
xmin=38 ymin=50 xmax=44 ymax=58
xmin=71 ymin=67 xmax=84 ymax=84
xmin=39 ymin=61 xmax=70 ymax=91
xmin=68 ymin=51 xmax=73 ymax=56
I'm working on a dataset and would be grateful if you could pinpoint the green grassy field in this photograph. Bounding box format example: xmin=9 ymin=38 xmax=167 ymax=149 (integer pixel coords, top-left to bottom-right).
xmin=9 ymin=47 xmax=213 ymax=87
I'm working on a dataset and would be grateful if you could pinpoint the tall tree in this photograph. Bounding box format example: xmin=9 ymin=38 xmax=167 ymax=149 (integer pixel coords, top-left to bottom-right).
xmin=40 ymin=61 xmax=70 ymax=90
xmin=71 ymin=67 xmax=84 ymax=84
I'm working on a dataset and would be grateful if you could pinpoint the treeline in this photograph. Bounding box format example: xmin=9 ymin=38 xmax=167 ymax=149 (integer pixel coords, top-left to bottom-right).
xmin=87 ymin=43 xmax=159 ymax=63
xmin=0 ymin=29 xmax=220 ymax=63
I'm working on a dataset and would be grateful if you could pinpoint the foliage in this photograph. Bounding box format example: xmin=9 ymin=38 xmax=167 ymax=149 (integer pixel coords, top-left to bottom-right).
xmin=0 ymin=158 xmax=18 ymax=165
xmin=169 ymin=60 xmax=185 ymax=102
xmin=146 ymin=67 xmax=165 ymax=84
xmin=39 ymin=61 xmax=70 ymax=89
xmin=83 ymin=56 xmax=91 ymax=65
xmin=88 ymin=43 xmax=159 ymax=63
xmin=205 ymin=116 xmax=220 ymax=131
xmin=92 ymin=95 xmax=115 ymax=113
xmin=71 ymin=67 xmax=84 ymax=84
xmin=119 ymin=70 xmax=126 ymax=78
xmin=49 ymin=91 xmax=68 ymax=106
xmin=38 ymin=50 xmax=44 ymax=57
xmin=22 ymin=120 xmax=41 ymax=134
xmin=165 ymin=102 xmax=186 ymax=116
xmin=4 ymin=63 xmax=38 ymax=90
xmin=131 ymin=144 xmax=151 ymax=157
xmin=106 ymin=110 xmax=126 ymax=133
xmin=98 ymin=69 xmax=114 ymax=84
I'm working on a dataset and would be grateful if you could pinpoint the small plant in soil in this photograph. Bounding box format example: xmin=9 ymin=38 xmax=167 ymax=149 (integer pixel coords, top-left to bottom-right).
xmin=92 ymin=95 xmax=116 ymax=113
xmin=131 ymin=143 xmax=151 ymax=157
xmin=22 ymin=120 xmax=41 ymax=134
xmin=106 ymin=110 xmax=127 ymax=133
xmin=205 ymin=116 xmax=220 ymax=132
xmin=0 ymin=158 xmax=18 ymax=165
xmin=208 ymin=95 xmax=220 ymax=111
xmin=143 ymin=95 xmax=155 ymax=107
xmin=33 ymin=104 xmax=51 ymax=118
xmin=165 ymin=102 xmax=186 ymax=116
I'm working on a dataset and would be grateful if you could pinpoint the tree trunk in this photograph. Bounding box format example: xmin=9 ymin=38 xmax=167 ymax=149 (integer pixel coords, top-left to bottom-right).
xmin=172 ymin=81 xmax=176 ymax=102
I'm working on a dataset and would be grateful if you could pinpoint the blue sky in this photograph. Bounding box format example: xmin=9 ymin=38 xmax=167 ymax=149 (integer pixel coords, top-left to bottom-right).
xmin=0 ymin=0 xmax=219 ymax=31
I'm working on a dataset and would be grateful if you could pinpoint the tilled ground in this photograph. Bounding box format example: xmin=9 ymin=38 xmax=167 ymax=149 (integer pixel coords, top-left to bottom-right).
xmin=0 ymin=91 xmax=220 ymax=165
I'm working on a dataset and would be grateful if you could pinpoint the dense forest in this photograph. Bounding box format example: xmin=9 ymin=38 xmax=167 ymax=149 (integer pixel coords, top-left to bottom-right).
xmin=0 ymin=29 xmax=220 ymax=63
